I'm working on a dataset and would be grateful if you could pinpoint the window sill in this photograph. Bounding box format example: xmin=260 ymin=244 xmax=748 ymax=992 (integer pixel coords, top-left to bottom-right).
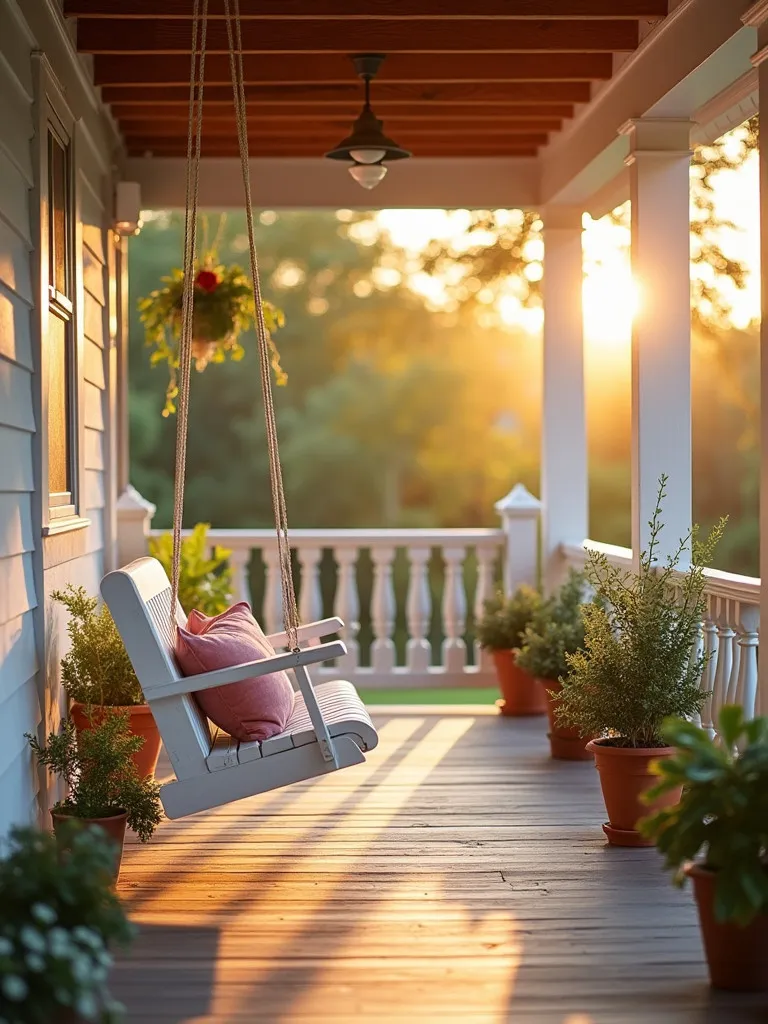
xmin=43 ymin=515 xmax=91 ymax=538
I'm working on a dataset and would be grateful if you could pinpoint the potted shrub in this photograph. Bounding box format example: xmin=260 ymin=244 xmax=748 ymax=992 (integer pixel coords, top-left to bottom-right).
xmin=0 ymin=825 xmax=135 ymax=1023
xmin=477 ymin=585 xmax=546 ymax=716
xmin=517 ymin=570 xmax=595 ymax=760
xmin=138 ymin=255 xmax=285 ymax=416
xmin=556 ymin=477 xmax=725 ymax=846
xmin=640 ymin=706 xmax=768 ymax=991
xmin=148 ymin=522 xmax=234 ymax=616
xmin=27 ymin=712 xmax=163 ymax=881
xmin=53 ymin=585 xmax=161 ymax=780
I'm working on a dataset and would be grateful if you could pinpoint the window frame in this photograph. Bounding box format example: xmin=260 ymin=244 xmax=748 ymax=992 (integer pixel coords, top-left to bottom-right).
xmin=34 ymin=57 xmax=89 ymax=538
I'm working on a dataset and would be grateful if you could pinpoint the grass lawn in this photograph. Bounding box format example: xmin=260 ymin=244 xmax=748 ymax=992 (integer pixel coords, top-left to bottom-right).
xmin=358 ymin=687 xmax=499 ymax=705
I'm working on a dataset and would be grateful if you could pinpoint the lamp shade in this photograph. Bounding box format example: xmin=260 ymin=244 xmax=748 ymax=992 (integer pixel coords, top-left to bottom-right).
xmin=325 ymin=106 xmax=410 ymax=164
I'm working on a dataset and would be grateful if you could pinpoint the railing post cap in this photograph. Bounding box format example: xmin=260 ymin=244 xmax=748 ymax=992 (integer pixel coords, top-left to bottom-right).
xmin=116 ymin=484 xmax=157 ymax=519
xmin=495 ymin=483 xmax=541 ymax=517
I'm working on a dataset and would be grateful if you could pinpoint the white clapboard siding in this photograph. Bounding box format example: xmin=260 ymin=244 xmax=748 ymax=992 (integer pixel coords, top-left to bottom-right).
xmin=0 ymin=425 xmax=33 ymax=492
xmin=0 ymin=283 xmax=33 ymax=368
xmin=0 ymin=217 xmax=33 ymax=305
xmin=0 ymin=359 xmax=34 ymax=432
xmin=0 ymin=0 xmax=117 ymax=839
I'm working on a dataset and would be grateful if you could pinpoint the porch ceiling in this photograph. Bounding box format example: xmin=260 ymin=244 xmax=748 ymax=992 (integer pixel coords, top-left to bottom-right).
xmin=65 ymin=0 xmax=667 ymax=160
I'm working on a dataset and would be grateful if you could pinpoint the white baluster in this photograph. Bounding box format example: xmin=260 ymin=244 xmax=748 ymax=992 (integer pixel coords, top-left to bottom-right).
xmin=298 ymin=546 xmax=323 ymax=643
xmin=406 ymin=546 xmax=432 ymax=673
xmin=712 ymin=601 xmax=735 ymax=733
xmin=371 ymin=546 xmax=396 ymax=673
xmin=699 ymin=618 xmax=717 ymax=736
xmin=334 ymin=546 xmax=360 ymax=669
xmin=736 ymin=604 xmax=760 ymax=722
xmin=261 ymin=544 xmax=284 ymax=636
xmin=474 ymin=544 xmax=497 ymax=671
xmin=725 ymin=600 xmax=742 ymax=706
xmin=228 ymin=548 xmax=252 ymax=607
xmin=689 ymin=617 xmax=705 ymax=729
xmin=442 ymin=546 xmax=467 ymax=673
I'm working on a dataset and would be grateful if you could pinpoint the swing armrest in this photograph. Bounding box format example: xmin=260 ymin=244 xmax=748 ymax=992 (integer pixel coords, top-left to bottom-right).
xmin=267 ymin=617 xmax=344 ymax=649
xmin=149 ymin=641 xmax=347 ymax=700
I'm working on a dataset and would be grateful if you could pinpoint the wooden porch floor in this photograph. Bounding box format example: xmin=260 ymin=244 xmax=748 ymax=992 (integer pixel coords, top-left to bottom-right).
xmin=114 ymin=708 xmax=766 ymax=1024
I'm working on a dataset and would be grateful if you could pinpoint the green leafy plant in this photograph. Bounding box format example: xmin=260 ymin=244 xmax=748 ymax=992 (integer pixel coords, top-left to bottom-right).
xmin=0 ymin=825 xmax=135 ymax=1023
xmin=53 ymin=585 xmax=142 ymax=707
xmin=148 ymin=522 xmax=234 ymax=616
xmin=138 ymin=256 xmax=285 ymax=416
xmin=640 ymin=706 xmax=768 ymax=926
xmin=516 ymin=570 xmax=589 ymax=681
xmin=27 ymin=713 xmax=162 ymax=843
xmin=557 ymin=476 xmax=726 ymax=748
xmin=476 ymin=585 xmax=543 ymax=652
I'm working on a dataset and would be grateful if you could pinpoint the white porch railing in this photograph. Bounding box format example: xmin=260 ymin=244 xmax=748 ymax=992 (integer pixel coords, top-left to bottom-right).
xmin=151 ymin=527 xmax=507 ymax=689
xmin=561 ymin=542 xmax=762 ymax=729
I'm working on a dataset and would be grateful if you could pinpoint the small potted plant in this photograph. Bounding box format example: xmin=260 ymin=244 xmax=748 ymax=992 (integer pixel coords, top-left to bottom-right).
xmin=556 ymin=476 xmax=725 ymax=846
xmin=517 ymin=570 xmax=594 ymax=760
xmin=148 ymin=522 xmax=234 ymax=616
xmin=27 ymin=712 xmax=163 ymax=880
xmin=640 ymin=706 xmax=768 ymax=991
xmin=477 ymin=585 xmax=546 ymax=716
xmin=53 ymin=585 xmax=161 ymax=780
xmin=0 ymin=825 xmax=135 ymax=1023
xmin=138 ymin=255 xmax=285 ymax=416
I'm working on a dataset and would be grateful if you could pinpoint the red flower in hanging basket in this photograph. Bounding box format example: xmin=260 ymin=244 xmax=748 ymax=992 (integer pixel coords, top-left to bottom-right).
xmin=195 ymin=269 xmax=219 ymax=293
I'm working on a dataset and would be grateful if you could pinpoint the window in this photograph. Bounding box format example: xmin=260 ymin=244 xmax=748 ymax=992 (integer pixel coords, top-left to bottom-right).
xmin=40 ymin=81 xmax=86 ymax=536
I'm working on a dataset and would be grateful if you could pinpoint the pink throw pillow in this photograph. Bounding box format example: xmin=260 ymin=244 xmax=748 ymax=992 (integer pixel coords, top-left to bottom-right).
xmin=175 ymin=603 xmax=295 ymax=743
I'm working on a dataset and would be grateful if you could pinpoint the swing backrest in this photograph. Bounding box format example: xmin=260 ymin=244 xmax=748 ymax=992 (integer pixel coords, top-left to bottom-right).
xmin=101 ymin=557 xmax=214 ymax=779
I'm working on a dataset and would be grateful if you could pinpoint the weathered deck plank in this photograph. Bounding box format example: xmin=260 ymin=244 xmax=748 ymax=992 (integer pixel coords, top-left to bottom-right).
xmin=113 ymin=709 xmax=766 ymax=1022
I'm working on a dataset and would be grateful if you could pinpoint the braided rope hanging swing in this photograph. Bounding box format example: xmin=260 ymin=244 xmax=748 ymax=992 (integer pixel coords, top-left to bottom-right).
xmin=170 ymin=0 xmax=300 ymax=652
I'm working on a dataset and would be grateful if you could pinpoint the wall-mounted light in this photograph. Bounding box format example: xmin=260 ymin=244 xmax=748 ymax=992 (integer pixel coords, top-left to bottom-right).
xmin=325 ymin=54 xmax=411 ymax=190
xmin=114 ymin=181 xmax=143 ymax=236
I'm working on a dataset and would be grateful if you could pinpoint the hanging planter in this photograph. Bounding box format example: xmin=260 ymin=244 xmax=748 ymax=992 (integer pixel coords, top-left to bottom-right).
xmin=138 ymin=257 xmax=286 ymax=416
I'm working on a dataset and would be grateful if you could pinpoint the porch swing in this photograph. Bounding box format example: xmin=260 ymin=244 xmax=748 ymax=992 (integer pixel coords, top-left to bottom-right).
xmin=100 ymin=0 xmax=378 ymax=820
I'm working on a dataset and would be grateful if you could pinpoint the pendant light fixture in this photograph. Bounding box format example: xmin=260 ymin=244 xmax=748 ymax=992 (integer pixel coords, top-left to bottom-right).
xmin=325 ymin=54 xmax=411 ymax=190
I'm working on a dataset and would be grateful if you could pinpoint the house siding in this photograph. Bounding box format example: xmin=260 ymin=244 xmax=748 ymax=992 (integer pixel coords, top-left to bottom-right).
xmin=0 ymin=0 xmax=121 ymax=838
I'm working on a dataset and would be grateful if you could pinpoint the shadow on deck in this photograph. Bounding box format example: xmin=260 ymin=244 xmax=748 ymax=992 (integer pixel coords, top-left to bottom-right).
xmin=113 ymin=708 xmax=767 ymax=1023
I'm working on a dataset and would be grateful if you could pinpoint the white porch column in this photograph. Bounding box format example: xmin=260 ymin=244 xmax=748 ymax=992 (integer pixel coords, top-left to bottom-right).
xmin=747 ymin=0 xmax=768 ymax=713
xmin=540 ymin=206 xmax=588 ymax=590
xmin=622 ymin=118 xmax=693 ymax=565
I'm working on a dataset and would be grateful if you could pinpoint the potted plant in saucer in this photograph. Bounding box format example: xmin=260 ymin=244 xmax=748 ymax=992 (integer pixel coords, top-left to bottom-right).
xmin=138 ymin=255 xmax=285 ymax=417
xmin=53 ymin=585 xmax=161 ymax=780
xmin=556 ymin=476 xmax=725 ymax=846
xmin=640 ymin=706 xmax=768 ymax=991
xmin=27 ymin=712 xmax=163 ymax=881
xmin=517 ymin=570 xmax=595 ymax=760
xmin=477 ymin=585 xmax=546 ymax=716
xmin=0 ymin=825 xmax=135 ymax=1023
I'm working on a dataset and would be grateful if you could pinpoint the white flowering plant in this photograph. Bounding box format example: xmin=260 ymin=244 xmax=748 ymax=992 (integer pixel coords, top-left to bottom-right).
xmin=0 ymin=825 xmax=135 ymax=1023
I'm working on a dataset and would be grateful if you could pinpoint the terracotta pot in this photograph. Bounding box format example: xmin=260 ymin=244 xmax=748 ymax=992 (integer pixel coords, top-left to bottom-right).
xmin=686 ymin=863 xmax=768 ymax=991
xmin=586 ymin=738 xmax=680 ymax=847
xmin=51 ymin=809 xmax=128 ymax=882
xmin=540 ymin=679 xmax=594 ymax=760
xmin=492 ymin=650 xmax=547 ymax=716
xmin=71 ymin=702 xmax=162 ymax=779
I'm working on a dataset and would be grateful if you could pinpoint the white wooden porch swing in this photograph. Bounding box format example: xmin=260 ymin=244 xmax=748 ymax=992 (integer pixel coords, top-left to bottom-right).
xmin=101 ymin=0 xmax=378 ymax=820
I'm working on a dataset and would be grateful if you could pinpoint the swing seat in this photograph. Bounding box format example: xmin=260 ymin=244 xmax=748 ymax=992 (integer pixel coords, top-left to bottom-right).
xmin=101 ymin=557 xmax=378 ymax=819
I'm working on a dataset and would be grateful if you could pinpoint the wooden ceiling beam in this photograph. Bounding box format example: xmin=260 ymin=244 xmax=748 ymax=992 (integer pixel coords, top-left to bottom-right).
xmin=127 ymin=142 xmax=541 ymax=157
xmin=93 ymin=52 xmax=613 ymax=87
xmin=121 ymin=126 xmax=552 ymax=146
xmin=116 ymin=120 xmax=553 ymax=140
xmin=66 ymin=0 xmax=668 ymax=19
xmin=107 ymin=103 xmax=571 ymax=122
xmin=100 ymin=82 xmax=592 ymax=105
xmin=76 ymin=18 xmax=639 ymax=53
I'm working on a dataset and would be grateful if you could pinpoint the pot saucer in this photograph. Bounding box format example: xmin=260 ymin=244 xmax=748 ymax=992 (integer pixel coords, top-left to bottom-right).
xmin=602 ymin=822 xmax=654 ymax=847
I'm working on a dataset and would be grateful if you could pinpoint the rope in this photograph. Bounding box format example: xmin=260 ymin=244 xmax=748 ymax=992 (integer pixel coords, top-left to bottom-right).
xmin=170 ymin=0 xmax=208 ymax=625
xmin=223 ymin=0 xmax=301 ymax=649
